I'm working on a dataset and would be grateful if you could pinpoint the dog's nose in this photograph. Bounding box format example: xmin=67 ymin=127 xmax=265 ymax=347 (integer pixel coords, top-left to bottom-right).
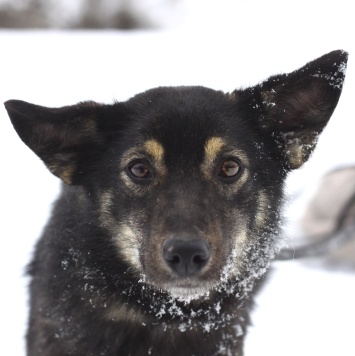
xmin=162 ymin=238 xmax=210 ymax=276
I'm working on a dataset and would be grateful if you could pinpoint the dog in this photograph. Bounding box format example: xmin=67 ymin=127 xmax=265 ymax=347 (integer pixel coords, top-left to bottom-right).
xmin=5 ymin=50 xmax=347 ymax=355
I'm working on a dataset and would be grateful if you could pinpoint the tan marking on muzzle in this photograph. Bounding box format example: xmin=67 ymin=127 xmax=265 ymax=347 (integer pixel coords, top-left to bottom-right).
xmin=235 ymin=228 xmax=248 ymax=254
xmin=255 ymin=190 xmax=269 ymax=228
xmin=98 ymin=191 xmax=115 ymax=229
xmin=113 ymin=224 xmax=142 ymax=271
xmin=222 ymin=226 xmax=249 ymax=281
xmin=98 ymin=192 xmax=142 ymax=272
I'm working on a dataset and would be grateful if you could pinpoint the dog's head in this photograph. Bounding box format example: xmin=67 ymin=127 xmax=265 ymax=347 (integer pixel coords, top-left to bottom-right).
xmin=5 ymin=50 xmax=347 ymax=303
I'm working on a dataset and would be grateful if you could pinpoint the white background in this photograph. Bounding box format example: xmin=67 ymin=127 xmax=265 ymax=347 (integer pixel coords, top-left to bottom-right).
xmin=1 ymin=1 xmax=355 ymax=355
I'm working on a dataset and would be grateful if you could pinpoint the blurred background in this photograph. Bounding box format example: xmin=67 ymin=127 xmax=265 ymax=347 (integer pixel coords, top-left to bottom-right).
xmin=1 ymin=0 xmax=354 ymax=355
xmin=0 ymin=0 xmax=182 ymax=29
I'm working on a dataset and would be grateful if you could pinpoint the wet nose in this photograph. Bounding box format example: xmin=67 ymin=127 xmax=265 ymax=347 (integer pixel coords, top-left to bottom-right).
xmin=162 ymin=238 xmax=210 ymax=276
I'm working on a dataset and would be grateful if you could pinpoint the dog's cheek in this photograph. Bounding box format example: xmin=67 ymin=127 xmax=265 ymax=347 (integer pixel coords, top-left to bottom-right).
xmin=114 ymin=224 xmax=143 ymax=271
xmin=218 ymin=184 xmax=277 ymax=281
xmin=97 ymin=191 xmax=145 ymax=273
xmin=217 ymin=207 xmax=250 ymax=281
xmin=236 ymin=191 xmax=283 ymax=279
xmin=138 ymin=215 xmax=177 ymax=285
xmin=140 ymin=236 xmax=171 ymax=285
xmin=253 ymin=190 xmax=272 ymax=230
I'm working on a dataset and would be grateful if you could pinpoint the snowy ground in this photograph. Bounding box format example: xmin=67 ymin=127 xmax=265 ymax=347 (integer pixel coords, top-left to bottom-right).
xmin=1 ymin=1 xmax=355 ymax=354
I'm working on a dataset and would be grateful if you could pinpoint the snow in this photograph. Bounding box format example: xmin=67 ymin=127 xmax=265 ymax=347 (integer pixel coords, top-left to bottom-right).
xmin=311 ymin=59 xmax=347 ymax=89
xmin=1 ymin=1 xmax=355 ymax=355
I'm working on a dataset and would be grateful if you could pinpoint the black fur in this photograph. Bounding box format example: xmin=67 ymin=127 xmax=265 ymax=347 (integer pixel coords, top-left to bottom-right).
xmin=5 ymin=50 xmax=348 ymax=355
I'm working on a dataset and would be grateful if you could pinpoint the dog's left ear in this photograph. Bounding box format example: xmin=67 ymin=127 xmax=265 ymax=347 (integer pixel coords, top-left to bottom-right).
xmin=239 ymin=50 xmax=348 ymax=169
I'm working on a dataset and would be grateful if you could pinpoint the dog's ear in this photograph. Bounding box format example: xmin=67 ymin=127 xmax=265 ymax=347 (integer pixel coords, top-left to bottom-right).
xmin=5 ymin=100 xmax=124 ymax=184
xmin=239 ymin=50 xmax=348 ymax=169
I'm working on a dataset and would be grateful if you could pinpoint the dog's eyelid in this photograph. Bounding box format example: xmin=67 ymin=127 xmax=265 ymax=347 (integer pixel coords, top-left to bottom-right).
xmin=120 ymin=152 xmax=150 ymax=169
xmin=222 ymin=148 xmax=249 ymax=167
xmin=215 ymin=148 xmax=246 ymax=165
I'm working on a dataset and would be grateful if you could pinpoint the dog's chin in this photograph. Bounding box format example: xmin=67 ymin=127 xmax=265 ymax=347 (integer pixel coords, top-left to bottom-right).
xmin=162 ymin=281 xmax=219 ymax=303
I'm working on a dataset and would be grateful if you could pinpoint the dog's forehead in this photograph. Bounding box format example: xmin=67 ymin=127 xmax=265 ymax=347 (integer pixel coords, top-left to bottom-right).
xmin=127 ymin=86 xmax=243 ymax=163
xmin=141 ymin=136 xmax=228 ymax=165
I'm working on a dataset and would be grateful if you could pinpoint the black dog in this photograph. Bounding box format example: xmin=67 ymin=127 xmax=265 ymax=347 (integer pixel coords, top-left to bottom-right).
xmin=5 ymin=50 xmax=347 ymax=355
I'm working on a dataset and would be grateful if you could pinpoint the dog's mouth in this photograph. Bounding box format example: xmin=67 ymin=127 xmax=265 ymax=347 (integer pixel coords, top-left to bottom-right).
xmin=138 ymin=270 xmax=220 ymax=302
xmin=139 ymin=238 xmax=242 ymax=302
xmin=161 ymin=281 xmax=218 ymax=303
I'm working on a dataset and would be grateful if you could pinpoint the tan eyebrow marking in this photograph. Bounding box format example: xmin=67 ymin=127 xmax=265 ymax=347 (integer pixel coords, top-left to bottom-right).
xmin=204 ymin=137 xmax=226 ymax=165
xmin=201 ymin=137 xmax=226 ymax=180
xmin=144 ymin=139 xmax=165 ymax=163
xmin=203 ymin=136 xmax=249 ymax=168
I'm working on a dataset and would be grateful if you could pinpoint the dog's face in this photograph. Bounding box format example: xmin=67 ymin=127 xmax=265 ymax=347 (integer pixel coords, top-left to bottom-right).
xmin=97 ymin=87 xmax=287 ymax=300
xmin=5 ymin=51 xmax=347 ymax=303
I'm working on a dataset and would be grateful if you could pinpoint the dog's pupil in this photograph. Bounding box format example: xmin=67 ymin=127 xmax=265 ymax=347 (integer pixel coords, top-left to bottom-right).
xmin=221 ymin=160 xmax=240 ymax=177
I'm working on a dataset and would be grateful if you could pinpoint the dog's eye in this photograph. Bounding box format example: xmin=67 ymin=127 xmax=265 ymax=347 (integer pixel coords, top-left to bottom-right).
xmin=129 ymin=161 xmax=151 ymax=179
xmin=219 ymin=159 xmax=241 ymax=179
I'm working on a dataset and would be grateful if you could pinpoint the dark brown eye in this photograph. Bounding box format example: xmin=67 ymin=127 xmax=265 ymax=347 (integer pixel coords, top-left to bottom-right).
xmin=219 ymin=159 xmax=241 ymax=178
xmin=129 ymin=161 xmax=151 ymax=179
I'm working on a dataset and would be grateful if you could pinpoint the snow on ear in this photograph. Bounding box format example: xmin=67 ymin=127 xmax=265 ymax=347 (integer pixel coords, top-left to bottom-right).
xmin=5 ymin=100 xmax=104 ymax=184
xmin=258 ymin=50 xmax=348 ymax=169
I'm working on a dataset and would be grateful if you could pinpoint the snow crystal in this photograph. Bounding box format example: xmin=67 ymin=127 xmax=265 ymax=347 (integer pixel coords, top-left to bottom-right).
xmin=215 ymin=301 xmax=221 ymax=315
xmin=168 ymin=302 xmax=184 ymax=317
xmin=234 ymin=324 xmax=244 ymax=337
xmin=203 ymin=322 xmax=213 ymax=333
xmin=155 ymin=306 xmax=166 ymax=319
xmin=178 ymin=323 xmax=187 ymax=332
xmin=61 ymin=259 xmax=69 ymax=270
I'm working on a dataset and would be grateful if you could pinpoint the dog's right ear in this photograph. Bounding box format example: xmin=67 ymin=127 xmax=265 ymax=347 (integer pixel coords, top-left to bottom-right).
xmin=5 ymin=100 xmax=126 ymax=184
